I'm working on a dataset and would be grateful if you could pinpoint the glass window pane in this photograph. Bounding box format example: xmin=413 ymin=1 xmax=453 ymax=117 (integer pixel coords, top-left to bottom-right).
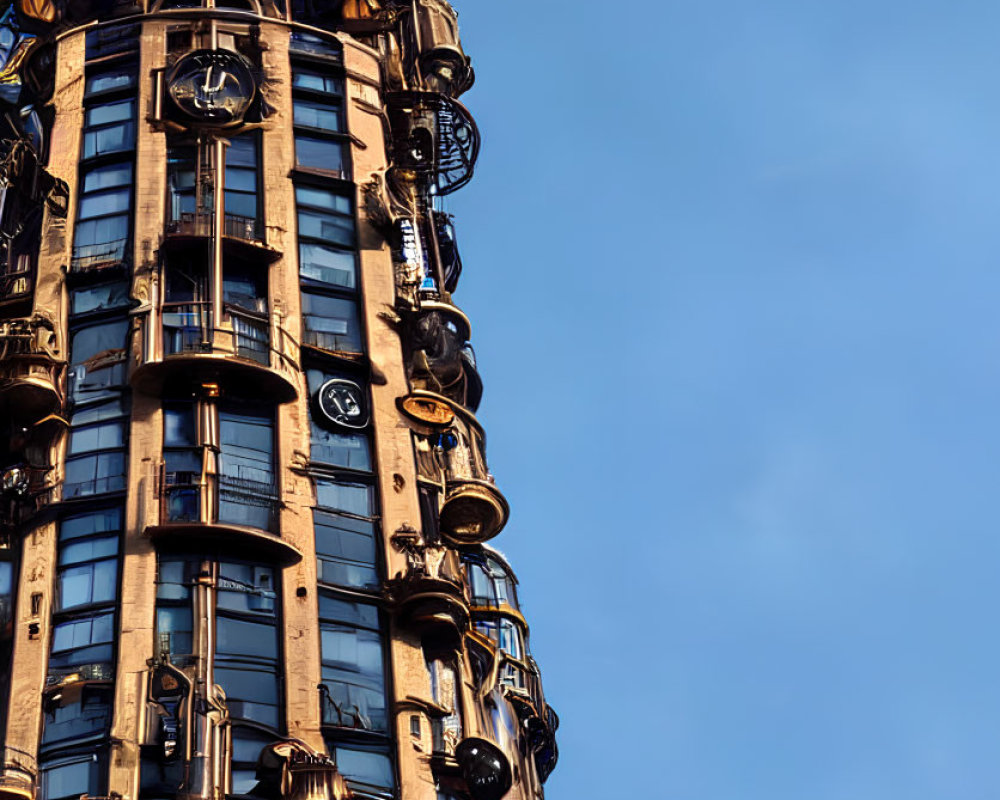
xmin=51 ymin=613 xmax=114 ymax=653
xmin=41 ymin=756 xmax=97 ymax=800
xmin=302 ymin=292 xmax=362 ymax=353
xmin=318 ymin=593 xmax=379 ymax=630
xmin=86 ymin=100 xmax=134 ymax=126
xmin=164 ymin=405 xmax=196 ymax=447
xmin=294 ymin=100 xmax=341 ymax=132
xmin=299 ymin=242 xmax=356 ymax=289
xmin=85 ymin=70 xmax=136 ymax=95
xmin=311 ymin=429 xmax=370 ymax=471
xmin=214 ymin=666 xmax=280 ymax=728
xmin=289 ymin=31 xmax=341 ymax=58
xmin=78 ymin=188 xmax=130 ymax=220
xmin=59 ymin=536 xmax=118 ymax=566
xmin=156 ymin=605 xmax=192 ymax=656
xmin=331 ymin=745 xmax=393 ymax=790
xmin=73 ymin=214 xmax=129 ymax=248
xmin=64 ymin=452 xmax=126 ymax=497
xmin=226 ymin=136 xmax=257 ymax=168
xmin=295 ymin=185 xmax=351 ymax=215
xmin=314 ymin=511 xmax=378 ymax=590
xmin=292 ymin=70 xmax=342 ymax=95
xmin=315 ymin=480 xmax=371 ymax=517
xmin=215 ymin=616 xmax=277 ymax=660
xmin=82 ymin=163 xmax=132 ymax=193
xmin=71 ymin=281 xmax=130 ymax=315
xmin=42 ymin=692 xmax=112 ymax=746
xmin=61 ymin=508 xmax=122 ymax=541
xmin=71 ymin=320 xmax=129 ymax=365
xmin=68 ymin=420 xmax=124 ymax=454
xmin=224 ymin=190 xmax=257 ymax=219
xmin=83 ymin=122 xmax=135 ymax=159
xmin=217 ymin=564 xmax=276 ymax=614
xmin=69 ymin=398 xmax=126 ymax=427
xmin=57 ymin=559 xmax=117 ymax=610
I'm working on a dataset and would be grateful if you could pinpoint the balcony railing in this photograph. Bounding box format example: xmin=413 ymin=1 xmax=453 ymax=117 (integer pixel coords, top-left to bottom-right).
xmin=159 ymin=463 xmax=280 ymax=533
xmin=0 ymin=746 xmax=35 ymax=800
xmin=70 ymin=238 xmax=128 ymax=273
xmin=0 ymin=317 xmax=57 ymax=361
xmin=166 ymin=211 xmax=259 ymax=243
xmin=135 ymin=303 xmax=300 ymax=397
xmin=162 ymin=302 xmax=270 ymax=364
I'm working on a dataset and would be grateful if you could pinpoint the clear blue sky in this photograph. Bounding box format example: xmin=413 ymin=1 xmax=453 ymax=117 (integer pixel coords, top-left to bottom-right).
xmin=445 ymin=2 xmax=1000 ymax=798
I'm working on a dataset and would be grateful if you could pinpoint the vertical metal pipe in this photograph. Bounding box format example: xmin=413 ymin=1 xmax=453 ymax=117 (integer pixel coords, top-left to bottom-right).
xmin=212 ymin=139 xmax=225 ymax=331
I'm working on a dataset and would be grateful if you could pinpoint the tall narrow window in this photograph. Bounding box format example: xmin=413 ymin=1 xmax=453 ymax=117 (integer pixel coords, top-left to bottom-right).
xmin=292 ymin=59 xmax=348 ymax=178
xmin=163 ymin=403 xmax=201 ymax=522
xmin=48 ymin=508 xmax=121 ymax=677
xmin=224 ymin=134 xmax=260 ymax=238
xmin=218 ymin=403 xmax=276 ymax=531
xmin=72 ymin=163 xmax=132 ymax=271
xmin=318 ymin=592 xmax=388 ymax=734
xmin=296 ymin=185 xmax=362 ymax=355
xmin=82 ymin=100 xmax=135 ymax=159
xmin=73 ymin=42 xmax=137 ymax=273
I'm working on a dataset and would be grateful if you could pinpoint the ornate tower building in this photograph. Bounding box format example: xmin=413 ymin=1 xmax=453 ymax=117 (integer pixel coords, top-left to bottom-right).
xmin=0 ymin=2 xmax=558 ymax=800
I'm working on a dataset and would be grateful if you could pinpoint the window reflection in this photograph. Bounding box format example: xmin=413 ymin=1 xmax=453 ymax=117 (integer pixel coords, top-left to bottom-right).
xmin=318 ymin=591 xmax=387 ymax=733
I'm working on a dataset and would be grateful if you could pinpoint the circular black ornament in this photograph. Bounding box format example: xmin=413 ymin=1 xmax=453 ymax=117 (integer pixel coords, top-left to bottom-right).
xmin=317 ymin=379 xmax=369 ymax=429
xmin=167 ymin=50 xmax=256 ymax=126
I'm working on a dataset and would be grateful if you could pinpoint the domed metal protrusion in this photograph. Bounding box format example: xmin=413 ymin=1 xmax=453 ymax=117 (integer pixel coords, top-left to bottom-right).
xmin=454 ymin=737 xmax=512 ymax=800
xmin=439 ymin=480 xmax=508 ymax=545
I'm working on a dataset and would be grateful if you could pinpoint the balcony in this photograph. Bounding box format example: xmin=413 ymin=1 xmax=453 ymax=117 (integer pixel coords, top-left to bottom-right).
xmin=385 ymin=542 xmax=469 ymax=641
xmin=405 ymin=391 xmax=508 ymax=544
xmin=407 ymin=301 xmax=482 ymax=412
xmin=70 ymin=238 xmax=129 ymax=276
xmin=0 ymin=316 xmax=62 ymax=423
xmin=386 ymin=91 xmax=480 ymax=196
xmin=163 ymin=212 xmax=280 ymax=262
xmin=0 ymin=747 xmax=35 ymax=800
xmin=148 ymin=462 xmax=301 ymax=566
xmin=131 ymin=304 xmax=300 ymax=402
xmin=1 ymin=460 xmax=57 ymax=536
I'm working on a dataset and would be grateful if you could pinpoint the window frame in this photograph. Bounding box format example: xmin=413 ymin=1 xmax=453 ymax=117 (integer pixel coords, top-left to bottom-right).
xmin=290 ymin=54 xmax=352 ymax=180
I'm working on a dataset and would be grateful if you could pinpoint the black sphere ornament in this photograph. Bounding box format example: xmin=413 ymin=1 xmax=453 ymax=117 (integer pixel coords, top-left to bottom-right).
xmin=455 ymin=738 xmax=512 ymax=800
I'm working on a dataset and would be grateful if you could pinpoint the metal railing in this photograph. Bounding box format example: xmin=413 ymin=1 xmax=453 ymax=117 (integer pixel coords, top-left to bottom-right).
xmin=160 ymin=463 xmax=280 ymax=533
xmin=70 ymin=238 xmax=128 ymax=273
xmin=0 ymin=317 xmax=56 ymax=360
xmin=155 ymin=302 xmax=299 ymax=378
xmin=166 ymin=211 xmax=259 ymax=243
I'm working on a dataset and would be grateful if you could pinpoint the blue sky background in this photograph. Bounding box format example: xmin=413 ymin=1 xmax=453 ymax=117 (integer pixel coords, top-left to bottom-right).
xmin=442 ymin=1 xmax=1000 ymax=797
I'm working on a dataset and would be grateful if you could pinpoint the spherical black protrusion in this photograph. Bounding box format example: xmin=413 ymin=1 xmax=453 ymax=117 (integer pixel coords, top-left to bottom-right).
xmin=455 ymin=737 xmax=512 ymax=800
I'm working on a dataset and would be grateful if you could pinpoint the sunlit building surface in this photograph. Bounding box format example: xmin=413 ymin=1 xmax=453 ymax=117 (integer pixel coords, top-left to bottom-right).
xmin=0 ymin=2 xmax=557 ymax=799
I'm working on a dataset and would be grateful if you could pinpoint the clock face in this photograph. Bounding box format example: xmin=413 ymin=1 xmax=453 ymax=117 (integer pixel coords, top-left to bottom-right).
xmin=167 ymin=50 xmax=256 ymax=126
xmin=317 ymin=379 xmax=369 ymax=430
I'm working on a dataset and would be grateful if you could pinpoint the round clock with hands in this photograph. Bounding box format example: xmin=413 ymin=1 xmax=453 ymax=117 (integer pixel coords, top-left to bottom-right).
xmin=317 ymin=378 xmax=369 ymax=430
xmin=167 ymin=49 xmax=257 ymax=126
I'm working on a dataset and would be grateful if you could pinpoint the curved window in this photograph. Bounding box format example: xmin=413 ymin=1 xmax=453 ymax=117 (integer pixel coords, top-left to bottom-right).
xmin=466 ymin=555 xmax=519 ymax=610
